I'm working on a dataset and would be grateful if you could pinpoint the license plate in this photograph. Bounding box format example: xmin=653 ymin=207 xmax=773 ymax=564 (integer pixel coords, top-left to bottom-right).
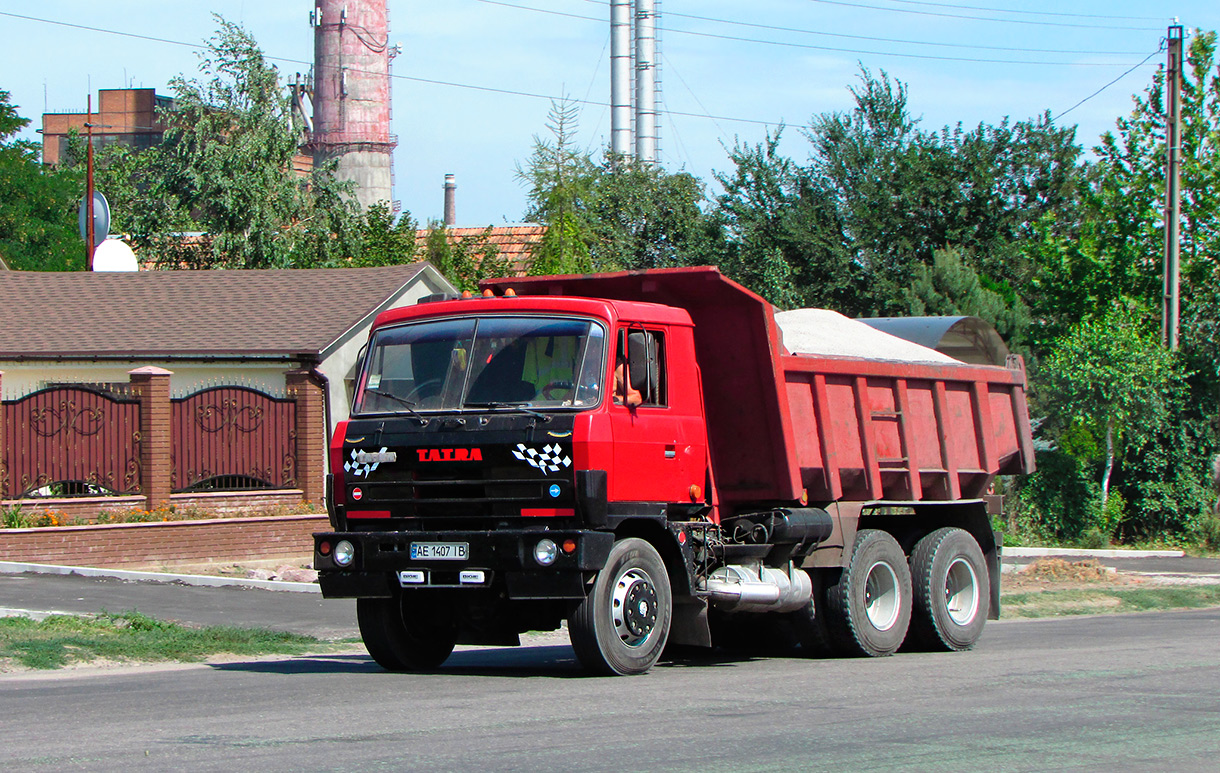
xmin=410 ymin=542 xmax=469 ymax=560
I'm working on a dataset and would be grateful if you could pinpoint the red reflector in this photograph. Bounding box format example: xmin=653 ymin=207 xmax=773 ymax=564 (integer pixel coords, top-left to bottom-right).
xmin=348 ymin=510 xmax=391 ymax=519
xmin=520 ymin=508 xmax=575 ymax=517
xmin=562 ymin=539 xmax=577 ymax=553
xmin=319 ymin=541 xmax=332 ymax=555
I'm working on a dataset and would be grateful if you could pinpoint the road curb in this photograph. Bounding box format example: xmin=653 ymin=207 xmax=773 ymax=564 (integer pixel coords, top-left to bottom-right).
xmin=0 ymin=561 xmax=321 ymax=593
xmin=1003 ymin=547 xmax=1185 ymax=559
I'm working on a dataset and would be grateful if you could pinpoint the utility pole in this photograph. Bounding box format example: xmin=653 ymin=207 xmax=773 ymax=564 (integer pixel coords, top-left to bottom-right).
xmin=1163 ymin=24 xmax=1183 ymax=350
xmin=85 ymin=94 xmax=96 ymax=272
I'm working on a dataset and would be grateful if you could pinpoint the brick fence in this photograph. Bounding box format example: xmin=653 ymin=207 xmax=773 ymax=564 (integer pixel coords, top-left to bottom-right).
xmin=0 ymin=514 xmax=330 ymax=569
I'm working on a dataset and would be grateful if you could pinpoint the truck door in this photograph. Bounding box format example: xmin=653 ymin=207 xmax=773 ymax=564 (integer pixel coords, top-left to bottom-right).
xmin=608 ymin=327 xmax=703 ymax=507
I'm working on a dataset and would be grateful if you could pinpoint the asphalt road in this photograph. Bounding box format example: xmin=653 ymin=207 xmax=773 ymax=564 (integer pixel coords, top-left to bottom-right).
xmin=3 ymin=570 xmax=1220 ymax=771
xmin=0 ymin=570 xmax=358 ymax=640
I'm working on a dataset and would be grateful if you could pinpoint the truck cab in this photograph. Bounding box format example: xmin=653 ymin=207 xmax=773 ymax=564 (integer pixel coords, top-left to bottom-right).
xmin=316 ymin=293 xmax=709 ymax=674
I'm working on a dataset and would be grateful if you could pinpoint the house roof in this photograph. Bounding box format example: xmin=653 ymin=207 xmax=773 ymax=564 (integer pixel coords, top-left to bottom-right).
xmin=417 ymin=224 xmax=545 ymax=275
xmin=0 ymin=264 xmax=434 ymax=360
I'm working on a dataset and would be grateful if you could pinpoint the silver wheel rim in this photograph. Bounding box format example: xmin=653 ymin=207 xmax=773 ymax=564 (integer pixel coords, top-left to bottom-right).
xmin=611 ymin=568 xmax=657 ymax=647
xmin=864 ymin=561 xmax=901 ymax=631
xmin=944 ymin=557 xmax=979 ymax=626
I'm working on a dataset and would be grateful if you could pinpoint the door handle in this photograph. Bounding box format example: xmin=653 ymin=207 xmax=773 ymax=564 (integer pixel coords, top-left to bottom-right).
xmin=665 ymin=444 xmax=676 ymax=459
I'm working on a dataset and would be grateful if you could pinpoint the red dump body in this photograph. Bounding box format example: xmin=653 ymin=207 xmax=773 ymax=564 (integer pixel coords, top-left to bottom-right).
xmin=483 ymin=266 xmax=1034 ymax=511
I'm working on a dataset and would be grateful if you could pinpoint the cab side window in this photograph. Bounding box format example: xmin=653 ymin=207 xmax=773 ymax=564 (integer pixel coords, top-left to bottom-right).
xmin=617 ymin=328 xmax=666 ymax=407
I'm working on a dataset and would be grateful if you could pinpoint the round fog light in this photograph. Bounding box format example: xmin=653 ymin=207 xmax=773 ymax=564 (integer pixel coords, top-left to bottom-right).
xmin=334 ymin=540 xmax=355 ymax=567
xmin=534 ymin=538 xmax=558 ymax=566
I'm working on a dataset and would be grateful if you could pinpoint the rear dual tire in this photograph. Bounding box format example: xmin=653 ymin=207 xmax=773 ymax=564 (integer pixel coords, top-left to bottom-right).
xmin=907 ymin=527 xmax=989 ymax=651
xmin=825 ymin=529 xmax=913 ymax=657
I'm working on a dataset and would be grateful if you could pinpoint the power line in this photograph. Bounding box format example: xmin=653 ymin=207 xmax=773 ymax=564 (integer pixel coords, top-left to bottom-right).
xmin=573 ymin=0 xmax=1149 ymax=52
xmin=482 ymin=1 xmax=1150 ymax=66
xmin=0 ymin=9 xmax=784 ymax=129
xmin=1054 ymin=47 xmax=1164 ymax=120
xmin=858 ymin=0 xmax=1166 ymax=23
xmin=800 ymin=0 xmax=1161 ymax=31
xmin=660 ymin=9 xmax=1144 ymax=56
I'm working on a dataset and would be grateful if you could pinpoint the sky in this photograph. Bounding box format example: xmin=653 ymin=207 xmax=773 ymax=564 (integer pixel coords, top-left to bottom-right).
xmin=3 ymin=1 xmax=1218 ymax=227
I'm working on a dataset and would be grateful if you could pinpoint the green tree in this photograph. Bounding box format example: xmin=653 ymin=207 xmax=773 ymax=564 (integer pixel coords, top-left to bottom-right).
xmin=128 ymin=18 xmax=360 ymax=268
xmin=516 ymin=98 xmax=594 ymax=276
xmin=0 ymin=90 xmax=82 ymax=270
xmin=583 ymin=154 xmax=715 ymax=272
xmin=351 ymin=202 xmax=418 ymax=267
xmin=1039 ymin=305 xmax=1181 ymax=528
xmin=905 ymin=246 xmax=1030 ymax=343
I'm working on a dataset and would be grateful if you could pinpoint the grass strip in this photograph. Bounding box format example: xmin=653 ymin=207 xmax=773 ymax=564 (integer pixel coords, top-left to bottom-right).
xmin=0 ymin=610 xmax=333 ymax=670
xmin=1002 ymin=585 xmax=1220 ymax=618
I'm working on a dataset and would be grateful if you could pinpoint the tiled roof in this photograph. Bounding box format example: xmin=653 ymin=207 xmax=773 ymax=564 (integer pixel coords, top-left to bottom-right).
xmin=417 ymin=224 xmax=545 ymax=275
xmin=0 ymin=264 xmax=429 ymax=359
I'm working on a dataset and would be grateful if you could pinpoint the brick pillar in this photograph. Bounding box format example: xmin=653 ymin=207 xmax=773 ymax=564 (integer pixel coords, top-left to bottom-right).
xmin=130 ymin=367 xmax=173 ymax=511
xmin=287 ymin=370 xmax=326 ymax=507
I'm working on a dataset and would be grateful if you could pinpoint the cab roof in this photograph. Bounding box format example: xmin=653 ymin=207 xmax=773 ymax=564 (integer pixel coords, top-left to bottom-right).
xmin=371 ymin=293 xmax=693 ymax=330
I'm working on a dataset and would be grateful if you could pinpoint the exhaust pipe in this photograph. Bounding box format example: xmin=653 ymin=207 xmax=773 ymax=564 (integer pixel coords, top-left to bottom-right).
xmin=703 ymin=561 xmax=812 ymax=614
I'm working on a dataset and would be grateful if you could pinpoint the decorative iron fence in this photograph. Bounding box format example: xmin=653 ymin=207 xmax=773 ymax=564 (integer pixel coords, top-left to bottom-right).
xmin=1 ymin=386 xmax=141 ymax=499
xmin=1 ymin=370 xmax=323 ymax=510
xmin=171 ymin=386 xmax=297 ymax=492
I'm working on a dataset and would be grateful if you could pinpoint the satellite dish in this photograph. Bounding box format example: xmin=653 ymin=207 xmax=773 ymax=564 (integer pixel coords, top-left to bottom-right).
xmin=78 ymin=191 xmax=111 ymax=247
xmin=92 ymin=238 xmax=139 ymax=272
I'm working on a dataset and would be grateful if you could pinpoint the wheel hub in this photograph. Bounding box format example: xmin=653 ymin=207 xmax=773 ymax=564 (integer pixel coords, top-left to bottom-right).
xmin=944 ymin=557 xmax=979 ymax=625
xmin=863 ymin=560 xmax=901 ymax=631
xmin=612 ymin=568 xmax=657 ymax=647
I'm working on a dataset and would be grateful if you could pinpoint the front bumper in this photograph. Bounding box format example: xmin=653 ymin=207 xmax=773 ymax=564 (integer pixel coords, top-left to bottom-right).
xmin=314 ymin=528 xmax=615 ymax=600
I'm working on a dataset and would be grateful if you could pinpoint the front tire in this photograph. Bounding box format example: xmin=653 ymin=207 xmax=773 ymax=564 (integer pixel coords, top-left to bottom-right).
xmin=907 ymin=528 xmax=989 ymax=651
xmin=569 ymin=538 xmax=672 ymax=675
xmin=357 ymin=593 xmax=457 ymax=671
xmin=824 ymin=529 xmax=912 ymax=657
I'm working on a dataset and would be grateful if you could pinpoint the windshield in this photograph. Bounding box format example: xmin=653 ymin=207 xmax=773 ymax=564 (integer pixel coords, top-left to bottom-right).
xmin=353 ymin=316 xmax=607 ymax=415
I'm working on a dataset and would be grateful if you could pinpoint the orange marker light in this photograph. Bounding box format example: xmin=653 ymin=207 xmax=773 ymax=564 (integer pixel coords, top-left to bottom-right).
xmin=562 ymin=539 xmax=577 ymax=554
xmin=504 ymin=288 xmax=517 ymax=297
xmin=482 ymin=289 xmax=494 ymax=297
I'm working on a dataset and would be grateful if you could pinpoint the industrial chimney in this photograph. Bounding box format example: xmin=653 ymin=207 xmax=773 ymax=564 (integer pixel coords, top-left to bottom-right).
xmin=310 ymin=0 xmax=396 ymax=210
xmin=443 ymin=174 xmax=457 ymax=226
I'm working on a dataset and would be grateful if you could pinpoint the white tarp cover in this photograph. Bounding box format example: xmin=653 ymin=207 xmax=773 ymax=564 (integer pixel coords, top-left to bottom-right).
xmin=774 ymin=308 xmax=961 ymax=364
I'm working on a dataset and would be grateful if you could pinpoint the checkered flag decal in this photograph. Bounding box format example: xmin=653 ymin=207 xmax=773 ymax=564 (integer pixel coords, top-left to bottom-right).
xmin=512 ymin=443 xmax=572 ymax=475
xmin=344 ymin=447 xmax=383 ymax=478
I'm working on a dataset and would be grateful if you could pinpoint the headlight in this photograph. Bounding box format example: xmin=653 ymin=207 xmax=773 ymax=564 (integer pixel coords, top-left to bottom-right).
xmin=334 ymin=540 xmax=355 ymax=567
xmin=533 ymin=538 xmax=558 ymax=566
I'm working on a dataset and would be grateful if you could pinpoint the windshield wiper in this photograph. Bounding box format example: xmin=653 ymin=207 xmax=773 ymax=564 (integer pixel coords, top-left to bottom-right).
xmin=465 ymin=401 xmax=552 ymax=423
xmin=364 ymin=389 xmax=428 ymax=425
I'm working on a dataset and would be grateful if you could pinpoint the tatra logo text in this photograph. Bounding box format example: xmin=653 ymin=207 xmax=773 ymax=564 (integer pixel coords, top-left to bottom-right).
xmin=416 ymin=448 xmax=484 ymax=462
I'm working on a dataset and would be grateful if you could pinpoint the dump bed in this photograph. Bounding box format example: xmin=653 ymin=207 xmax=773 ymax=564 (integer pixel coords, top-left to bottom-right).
xmin=483 ymin=267 xmax=1034 ymax=508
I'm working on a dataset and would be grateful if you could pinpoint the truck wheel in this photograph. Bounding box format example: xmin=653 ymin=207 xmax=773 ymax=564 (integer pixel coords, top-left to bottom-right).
xmin=356 ymin=594 xmax=456 ymax=671
xmin=825 ymin=529 xmax=912 ymax=657
xmin=568 ymin=538 xmax=672 ymax=675
xmin=907 ymin=527 xmax=989 ymax=651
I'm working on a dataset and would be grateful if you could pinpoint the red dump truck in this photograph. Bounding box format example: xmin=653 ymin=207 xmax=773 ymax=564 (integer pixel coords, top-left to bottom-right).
xmin=314 ymin=267 xmax=1034 ymax=674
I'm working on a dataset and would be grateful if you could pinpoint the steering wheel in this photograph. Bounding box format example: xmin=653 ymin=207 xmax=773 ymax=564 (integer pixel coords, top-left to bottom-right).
xmin=405 ymin=379 xmax=444 ymax=402
xmin=541 ymin=380 xmax=574 ymax=400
